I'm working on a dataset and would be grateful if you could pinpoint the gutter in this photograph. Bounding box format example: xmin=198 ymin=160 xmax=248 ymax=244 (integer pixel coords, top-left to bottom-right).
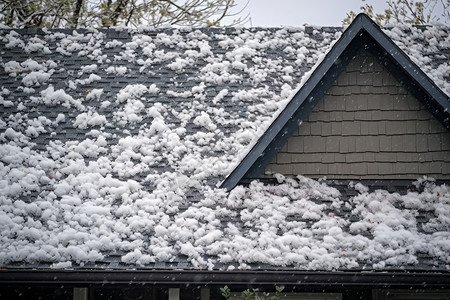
xmin=1 ymin=269 xmax=449 ymax=287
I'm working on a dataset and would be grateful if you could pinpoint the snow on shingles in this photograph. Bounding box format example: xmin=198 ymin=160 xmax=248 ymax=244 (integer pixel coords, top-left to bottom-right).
xmin=200 ymin=176 xmax=449 ymax=270
xmin=0 ymin=26 xmax=449 ymax=270
xmin=348 ymin=187 xmax=450 ymax=269
xmin=383 ymin=25 xmax=450 ymax=96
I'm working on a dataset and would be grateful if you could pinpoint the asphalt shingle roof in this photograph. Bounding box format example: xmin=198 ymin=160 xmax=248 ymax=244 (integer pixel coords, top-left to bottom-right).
xmin=0 ymin=21 xmax=449 ymax=272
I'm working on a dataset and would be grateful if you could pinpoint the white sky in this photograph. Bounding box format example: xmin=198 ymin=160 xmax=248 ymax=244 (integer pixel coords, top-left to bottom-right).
xmin=231 ymin=0 xmax=442 ymax=27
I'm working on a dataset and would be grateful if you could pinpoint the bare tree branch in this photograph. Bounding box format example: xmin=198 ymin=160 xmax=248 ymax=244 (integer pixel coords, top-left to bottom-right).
xmin=0 ymin=0 xmax=249 ymax=28
xmin=343 ymin=0 xmax=449 ymax=25
xmin=70 ymin=0 xmax=84 ymax=28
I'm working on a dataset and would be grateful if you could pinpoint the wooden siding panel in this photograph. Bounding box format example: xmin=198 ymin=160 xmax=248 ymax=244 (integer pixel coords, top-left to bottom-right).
xmin=263 ymin=49 xmax=450 ymax=180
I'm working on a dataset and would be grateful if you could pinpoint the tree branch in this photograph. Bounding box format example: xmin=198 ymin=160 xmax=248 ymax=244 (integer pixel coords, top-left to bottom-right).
xmin=70 ymin=0 xmax=84 ymax=28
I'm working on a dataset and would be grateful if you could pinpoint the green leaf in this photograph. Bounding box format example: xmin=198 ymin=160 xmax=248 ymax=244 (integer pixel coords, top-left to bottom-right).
xmin=275 ymin=286 xmax=284 ymax=293
xmin=220 ymin=285 xmax=231 ymax=299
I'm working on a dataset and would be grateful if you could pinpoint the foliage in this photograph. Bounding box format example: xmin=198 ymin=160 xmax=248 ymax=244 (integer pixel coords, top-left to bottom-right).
xmin=343 ymin=0 xmax=450 ymax=25
xmin=221 ymin=285 xmax=285 ymax=300
xmin=220 ymin=286 xmax=231 ymax=299
xmin=0 ymin=0 xmax=248 ymax=28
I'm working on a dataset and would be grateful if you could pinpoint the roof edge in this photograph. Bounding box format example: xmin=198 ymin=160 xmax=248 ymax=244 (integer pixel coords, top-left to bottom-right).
xmin=1 ymin=269 xmax=450 ymax=287
xmin=358 ymin=14 xmax=450 ymax=113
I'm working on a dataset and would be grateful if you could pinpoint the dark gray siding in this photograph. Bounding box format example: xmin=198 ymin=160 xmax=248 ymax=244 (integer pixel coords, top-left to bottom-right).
xmin=264 ymin=49 xmax=450 ymax=179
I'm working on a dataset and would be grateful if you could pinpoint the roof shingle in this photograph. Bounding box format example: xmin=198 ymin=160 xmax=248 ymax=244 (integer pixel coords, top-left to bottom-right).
xmin=0 ymin=21 xmax=449 ymax=271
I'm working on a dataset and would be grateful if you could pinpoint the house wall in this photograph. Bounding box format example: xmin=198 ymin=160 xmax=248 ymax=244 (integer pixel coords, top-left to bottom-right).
xmin=264 ymin=49 xmax=450 ymax=180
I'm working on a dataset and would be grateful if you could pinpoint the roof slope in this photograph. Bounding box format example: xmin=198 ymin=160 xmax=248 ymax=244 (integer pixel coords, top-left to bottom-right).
xmin=0 ymin=18 xmax=449 ymax=271
xmin=222 ymin=14 xmax=450 ymax=191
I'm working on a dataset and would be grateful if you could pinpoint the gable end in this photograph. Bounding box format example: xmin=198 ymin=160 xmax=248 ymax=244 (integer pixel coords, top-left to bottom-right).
xmin=264 ymin=49 xmax=450 ymax=180
xmin=221 ymin=14 xmax=450 ymax=191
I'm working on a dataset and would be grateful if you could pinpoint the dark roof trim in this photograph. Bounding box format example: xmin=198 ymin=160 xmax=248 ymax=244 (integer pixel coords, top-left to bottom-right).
xmin=1 ymin=269 xmax=450 ymax=288
xmin=221 ymin=13 xmax=450 ymax=191
xmin=362 ymin=17 xmax=450 ymax=113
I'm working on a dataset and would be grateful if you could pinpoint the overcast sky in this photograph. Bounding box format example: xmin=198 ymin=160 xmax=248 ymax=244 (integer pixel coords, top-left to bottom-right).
xmin=230 ymin=0 xmax=392 ymax=27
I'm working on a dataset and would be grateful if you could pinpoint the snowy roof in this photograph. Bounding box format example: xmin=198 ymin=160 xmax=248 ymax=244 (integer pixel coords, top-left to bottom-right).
xmin=0 ymin=16 xmax=450 ymax=272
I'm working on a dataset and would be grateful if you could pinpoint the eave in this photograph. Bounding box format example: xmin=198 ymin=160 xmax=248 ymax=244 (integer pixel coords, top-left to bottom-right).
xmin=1 ymin=269 xmax=450 ymax=288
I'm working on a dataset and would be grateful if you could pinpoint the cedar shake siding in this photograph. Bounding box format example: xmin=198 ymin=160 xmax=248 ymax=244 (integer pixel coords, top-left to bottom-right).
xmin=264 ymin=49 xmax=450 ymax=180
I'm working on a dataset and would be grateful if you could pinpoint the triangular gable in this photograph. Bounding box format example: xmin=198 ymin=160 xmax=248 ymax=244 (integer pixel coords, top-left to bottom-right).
xmin=221 ymin=13 xmax=450 ymax=191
